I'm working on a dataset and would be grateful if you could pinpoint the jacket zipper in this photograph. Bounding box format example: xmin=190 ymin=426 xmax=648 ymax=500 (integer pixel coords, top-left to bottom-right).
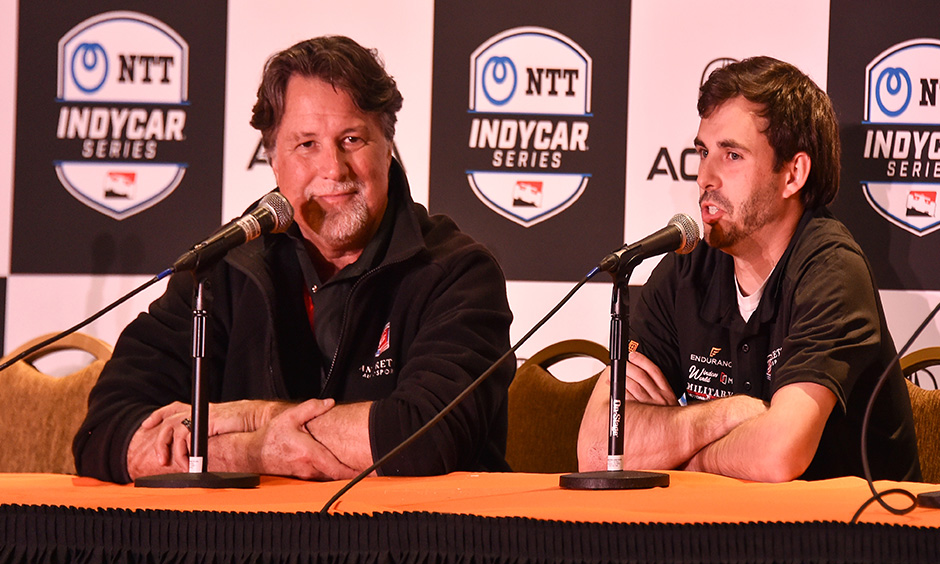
xmin=320 ymin=253 xmax=418 ymax=397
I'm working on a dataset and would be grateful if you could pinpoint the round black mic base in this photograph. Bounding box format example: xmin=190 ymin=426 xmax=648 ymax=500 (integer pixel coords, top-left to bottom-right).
xmin=917 ymin=491 xmax=940 ymax=508
xmin=559 ymin=470 xmax=670 ymax=490
xmin=134 ymin=471 xmax=260 ymax=489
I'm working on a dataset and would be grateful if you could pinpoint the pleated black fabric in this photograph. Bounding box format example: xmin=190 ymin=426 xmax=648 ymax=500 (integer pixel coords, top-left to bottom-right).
xmin=2 ymin=504 xmax=940 ymax=564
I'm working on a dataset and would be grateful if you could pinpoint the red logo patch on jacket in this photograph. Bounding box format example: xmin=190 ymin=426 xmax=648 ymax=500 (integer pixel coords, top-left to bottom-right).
xmin=375 ymin=322 xmax=390 ymax=357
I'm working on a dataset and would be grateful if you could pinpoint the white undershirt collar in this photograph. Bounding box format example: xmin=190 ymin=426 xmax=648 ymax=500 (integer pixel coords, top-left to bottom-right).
xmin=735 ymin=271 xmax=769 ymax=323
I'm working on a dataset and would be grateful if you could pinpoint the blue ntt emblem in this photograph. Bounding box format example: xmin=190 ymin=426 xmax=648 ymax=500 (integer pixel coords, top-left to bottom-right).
xmin=55 ymin=11 xmax=189 ymax=220
xmin=467 ymin=27 xmax=593 ymax=228
xmin=861 ymin=39 xmax=940 ymax=236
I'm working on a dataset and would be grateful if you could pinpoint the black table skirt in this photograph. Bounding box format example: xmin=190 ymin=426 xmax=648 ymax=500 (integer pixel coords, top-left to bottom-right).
xmin=3 ymin=504 xmax=940 ymax=564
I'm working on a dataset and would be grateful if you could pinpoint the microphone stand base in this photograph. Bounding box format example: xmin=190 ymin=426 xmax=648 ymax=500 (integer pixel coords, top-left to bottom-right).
xmin=559 ymin=470 xmax=669 ymax=490
xmin=917 ymin=490 xmax=940 ymax=508
xmin=135 ymin=472 xmax=260 ymax=489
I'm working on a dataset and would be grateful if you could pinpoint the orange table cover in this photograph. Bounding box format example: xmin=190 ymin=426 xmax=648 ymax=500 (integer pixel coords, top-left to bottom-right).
xmin=2 ymin=470 xmax=939 ymax=527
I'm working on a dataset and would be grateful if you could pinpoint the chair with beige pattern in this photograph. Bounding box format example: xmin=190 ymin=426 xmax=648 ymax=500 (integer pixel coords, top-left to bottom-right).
xmin=506 ymin=339 xmax=609 ymax=473
xmin=0 ymin=332 xmax=112 ymax=474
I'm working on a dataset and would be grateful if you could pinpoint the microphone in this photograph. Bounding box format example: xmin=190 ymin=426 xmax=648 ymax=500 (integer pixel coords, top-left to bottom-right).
xmin=598 ymin=213 xmax=700 ymax=273
xmin=173 ymin=191 xmax=294 ymax=273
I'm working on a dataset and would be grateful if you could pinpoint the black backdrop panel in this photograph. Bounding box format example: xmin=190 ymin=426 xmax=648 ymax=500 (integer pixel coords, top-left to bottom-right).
xmin=12 ymin=1 xmax=227 ymax=275
xmin=828 ymin=0 xmax=940 ymax=290
xmin=429 ymin=1 xmax=631 ymax=281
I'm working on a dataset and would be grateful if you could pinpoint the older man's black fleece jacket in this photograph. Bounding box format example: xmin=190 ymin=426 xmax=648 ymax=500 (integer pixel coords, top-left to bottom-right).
xmin=73 ymin=160 xmax=515 ymax=483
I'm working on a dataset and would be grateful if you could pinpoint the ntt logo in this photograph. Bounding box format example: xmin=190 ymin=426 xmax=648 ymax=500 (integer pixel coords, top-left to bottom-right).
xmin=57 ymin=11 xmax=188 ymax=104
xmin=864 ymin=38 xmax=940 ymax=124
xmin=481 ymin=56 xmax=517 ymax=106
xmin=874 ymin=67 xmax=912 ymax=118
xmin=70 ymin=43 xmax=109 ymax=94
xmin=469 ymin=26 xmax=591 ymax=116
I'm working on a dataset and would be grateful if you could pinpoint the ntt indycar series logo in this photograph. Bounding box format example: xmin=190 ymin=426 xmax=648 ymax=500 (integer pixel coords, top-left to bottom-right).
xmin=862 ymin=38 xmax=940 ymax=236
xmin=55 ymin=11 xmax=188 ymax=220
xmin=467 ymin=27 xmax=591 ymax=228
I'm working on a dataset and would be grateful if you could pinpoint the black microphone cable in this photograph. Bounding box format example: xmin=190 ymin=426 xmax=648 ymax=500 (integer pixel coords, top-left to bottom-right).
xmin=849 ymin=300 xmax=940 ymax=523
xmin=319 ymin=265 xmax=604 ymax=514
xmin=0 ymin=191 xmax=292 ymax=373
xmin=0 ymin=268 xmax=173 ymax=373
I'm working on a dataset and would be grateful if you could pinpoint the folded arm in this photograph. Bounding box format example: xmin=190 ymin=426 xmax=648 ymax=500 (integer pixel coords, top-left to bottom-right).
xmin=577 ymin=360 xmax=767 ymax=472
xmin=682 ymin=381 xmax=836 ymax=481
xmin=577 ymin=352 xmax=836 ymax=482
xmin=126 ymin=398 xmax=365 ymax=481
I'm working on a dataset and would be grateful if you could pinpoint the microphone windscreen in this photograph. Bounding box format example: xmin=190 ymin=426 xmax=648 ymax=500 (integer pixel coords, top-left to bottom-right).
xmin=259 ymin=192 xmax=294 ymax=233
xmin=669 ymin=213 xmax=700 ymax=254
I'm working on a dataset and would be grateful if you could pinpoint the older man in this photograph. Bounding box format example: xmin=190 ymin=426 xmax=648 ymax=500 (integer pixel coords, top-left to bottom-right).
xmin=75 ymin=36 xmax=514 ymax=483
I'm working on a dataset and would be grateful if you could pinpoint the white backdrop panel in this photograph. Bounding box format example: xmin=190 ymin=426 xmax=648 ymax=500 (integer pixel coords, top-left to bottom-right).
xmin=224 ymin=0 xmax=435 ymax=218
xmin=4 ymin=274 xmax=167 ymax=355
xmin=882 ymin=290 xmax=940 ymax=357
xmin=625 ymin=0 xmax=832 ymax=284
xmin=2 ymin=0 xmax=939 ymax=387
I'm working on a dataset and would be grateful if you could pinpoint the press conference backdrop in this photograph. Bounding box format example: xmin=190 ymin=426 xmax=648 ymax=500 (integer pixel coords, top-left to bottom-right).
xmin=2 ymin=0 xmax=940 ymax=385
